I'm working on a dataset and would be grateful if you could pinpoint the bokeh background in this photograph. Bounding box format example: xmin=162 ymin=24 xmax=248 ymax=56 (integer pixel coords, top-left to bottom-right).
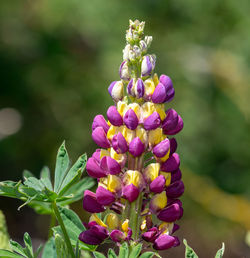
xmin=1 ymin=0 xmax=250 ymax=257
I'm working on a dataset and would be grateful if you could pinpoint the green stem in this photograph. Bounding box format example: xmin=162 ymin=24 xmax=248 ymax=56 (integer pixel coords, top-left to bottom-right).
xmin=52 ymin=201 xmax=75 ymax=258
xmin=48 ymin=212 xmax=56 ymax=239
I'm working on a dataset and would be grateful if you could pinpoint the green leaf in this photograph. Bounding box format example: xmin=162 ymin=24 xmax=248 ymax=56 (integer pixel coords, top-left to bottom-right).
xmin=0 ymin=181 xmax=24 ymax=199
xmin=27 ymin=201 xmax=52 ymax=214
xmin=34 ymin=244 xmax=43 ymax=258
xmin=139 ymin=252 xmax=155 ymax=258
xmin=183 ymin=239 xmax=199 ymax=258
xmin=9 ymin=240 xmax=26 ymax=257
xmin=54 ymin=233 xmax=69 ymax=258
xmin=42 ymin=238 xmax=56 ymax=258
xmin=23 ymin=177 xmax=43 ymax=192
xmin=23 ymin=232 xmax=33 ymax=257
xmin=93 ymin=251 xmax=106 ymax=258
xmin=215 ymin=243 xmax=225 ymax=258
xmin=119 ymin=242 xmax=129 ymax=258
xmin=58 ymin=153 xmax=87 ymax=195
xmin=58 ymin=177 xmax=95 ymax=204
xmin=0 ymin=249 xmax=23 ymax=258
xmin=129 ymin=243 xmax=142 ymax=258
xmin=108 ymin=248 xmax=118 ymax=258
xmin=40 ymin=167 xmax=53 ymax=191
xmin=23 ymin=170 xmax=34 ymax=180
xmin=54 ymin=141 xmax=70 ymax=193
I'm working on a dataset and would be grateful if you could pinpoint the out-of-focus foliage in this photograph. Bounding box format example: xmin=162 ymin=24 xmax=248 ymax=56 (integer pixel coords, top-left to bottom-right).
xmin=0 ymin=0 xmax=250 ymax=257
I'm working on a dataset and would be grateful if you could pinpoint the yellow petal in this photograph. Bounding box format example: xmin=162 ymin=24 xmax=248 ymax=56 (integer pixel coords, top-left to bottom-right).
xmin=143 ymin=163 xmax=160 ymax=182
xmin=160 ymin=172 xmax=171 ymax=186
xmin=107 ymin=175 xmax=122 ymax=192
xmin=136 ymin=126 xmax=147 ymax=144
xmin=122 ymin=219 xmax=129 ymax=232
xmin=117 ymin=101 xmax=128 ymax=117
xmin=89 ymin=214 xmax=107 ymax=228
xmin=123 ymin=170 xmax=143 ymax=188
xmin=153 ymin=73 xmax=159 ymax=86
xmin=148 ymin=128 xmax=163 ymax=146
xmin=144 ymin=78 xmax=156 ymax=96
xmin=106 ymin=213 xmax=120 ymax=230
xmin=151 ymin=191 xmax=167 ymax=210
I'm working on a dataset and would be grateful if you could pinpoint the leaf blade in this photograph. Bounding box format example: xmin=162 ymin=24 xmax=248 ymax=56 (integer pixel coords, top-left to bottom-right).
xmin=183 ymin=239 xmax=199 ymax=258
xmin=215 ymin=243 xmax=225 ymax=258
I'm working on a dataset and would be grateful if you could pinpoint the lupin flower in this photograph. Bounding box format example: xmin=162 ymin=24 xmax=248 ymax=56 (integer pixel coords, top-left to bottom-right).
xmin=79 ymin=20 xmax=184 ymax=252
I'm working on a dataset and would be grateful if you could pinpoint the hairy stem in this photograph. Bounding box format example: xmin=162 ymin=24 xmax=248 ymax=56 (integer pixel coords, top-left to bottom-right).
xmin=48 ymin=212 xmax=56 ymax=239
xmin=52 ymin=201 xmax=75 ymax=258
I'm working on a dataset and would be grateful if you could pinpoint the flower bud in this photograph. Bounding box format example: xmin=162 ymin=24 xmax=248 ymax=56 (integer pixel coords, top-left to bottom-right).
xmin=159 ymin=75 xmax=175 ymax=102
xmin=165 ymin=180 xmax=184 ymax=198
xmin=142 ymin=227 xmax=159 ymax=243
xmin=153 ymin=234 xmax=176 ymax=250
xmin=122 ymin=184 xmax=139 ymax=202
xmin=108 ymin=81 xmax=124 ymax=101
xmin=96 ymin=186 xmax=116 ymax=206
xmin=92 ymin=127 xmax=110 ymax=149
xmin=135 ymin=79 xmax=145 ymax=99
xmin=161 ymin=153 xmax=180 ymax=172
xmin=141 ymin=55 xmax=155 ymax=77
xmin=79 ymin=225 xmax=108 ymax=245
xmin=119 ymin=61 xmax=131 ymax=81
xmin=140 ymin=40 xmax=147 ymax=54
xmin=145 ymin=36 xmax=153 ymax=48
xmin=124 ymin=109 xmax=138 ymax=130
xmin=152 ymin=83 xmax=167 ymax=104
xmin=83 ymin=190 xmax=105 ymax=213
xmin=162 ymin=109 xmax=183 ymax=135
xmin=112 ymin=132 xmax=128 ymax=154
xmin=157 ymin=203 xmax=182 ymax=222
xmin=169 ymin=138 xmax=177 ymax=155
xmin=123 ymin=44 xmax=131 ymax=60
xmin=92 ymin=115 xmax=109 ymax=134
xmin=107 ymin=106 xmax=123 ymax=126
xmin=86 ymin=157 xmax=107 ymax=178
xmin=152 ymin=138 xmax=170 ymax=158
xmin=171 ymin=168 xmax=182 ymax=183
xmin=150 ymin=175 xmax=166 ymax=193
xmin=129 ymin=137 xmax=145 ymax=157
xmin=100 ymin=156 xmax=121 ymax=175
xmin=110 ymin=229 xmax=126 ymax=242
xmin=144 ymin=112 xmax=161 ymax=130
xmin=149 ymin=191 xmax=167 ymax=213
xmin=127 ymin=79 xmax=135 ymax=97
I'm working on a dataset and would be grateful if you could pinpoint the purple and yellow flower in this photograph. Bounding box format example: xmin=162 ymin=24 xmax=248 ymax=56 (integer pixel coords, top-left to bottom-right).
xmin=79 ymin=20 xmax=184 ymax=252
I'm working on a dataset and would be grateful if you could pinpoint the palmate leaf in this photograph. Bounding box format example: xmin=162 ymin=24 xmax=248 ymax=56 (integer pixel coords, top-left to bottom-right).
xmin=42 ymin=238 xmax=56 ymax=258
xmin=215 ymin=243 xmax=225 ymax=258
xmin=54 ymin=142 xmax=70 ymax=193
xmin=93 ymin=252 xmax=106 ymax=258
xmin=129 ymin=243 xmax=142 ymax=258
xmin=54 ymin=233 xmax=69 ymax=258
xmin=0 ymin=249 xmax=22 ymax=258
xmin=119 ymin=242 xmax=129 ymax=258
xmin=108 ymin=248 xmax=118 ymax=258
xmin=52 ymin=206 xmax=96 ymax=252
xmin=183 ymin=239 xmax=199 ymax=258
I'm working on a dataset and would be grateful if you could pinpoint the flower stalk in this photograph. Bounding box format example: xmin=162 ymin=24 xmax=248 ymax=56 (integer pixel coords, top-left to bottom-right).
xmin=52 ymin=201 xmax=75 ymax=258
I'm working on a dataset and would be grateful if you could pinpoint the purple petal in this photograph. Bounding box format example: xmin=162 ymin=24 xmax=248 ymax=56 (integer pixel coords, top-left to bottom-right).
xmin=162 ymin=109 xmax=179 ymax=132
xmin=153 ymin=234 xmax=176 ymax=250
xmin=92 ymin=115 xmax=109 ymax=134
xmin=108 ymin=81 xmax=116 ymax=96
xmin=92 ymin=149 xmax=101 ymax=162
xmin=107 ymin=106 xmax=123 ymax=126
xmin=144 ymin=112 xmax=161 ymax=130
xmin=152 ymin=83 xmax=167 ymax=104
xmin=150 ymin=175 xmax=166 ymax=193
xmin=142 ymin=227 xmax=159 ymax=243
xmin=166 ymin=115 xmax=183 ymax=135
xmin=159 ymin=75 xmax=173 ymax=89
xmin=161 ymin=153 xmax=180 ymax=172
xmin=172 ymin=224 xmax=180 ymax=234
xmin=79 ymin=225 xmax=108 ymax=245
xmin=152 ymin=138 xmax=170 ymax=158
xmin=127 ymin=79 xmax=135 ymax=96
xmin=96 ymin=186 xmax=116 ymax=205
xmin=122 ymin=184 xmax=139 ymax=202
xmin=169 ymin=138 xmax=177 ymax=155
xmin=171 ymin=168 xmax=182 ymax=183
xmin=129 ymin=137 xmax=145 ymax=157
xmin=141 ymin=55 xmax=153 ymax=77
xmin=112 ymin=132 xmax=128 ymax=154
xmin=100 ymin=156 xmax=121 ymax=175
xmin=157 ymin=203 xmax=181 ymax=222
xmin=164 ymin=82 xmax=175 ymax=103
xmin=166 ymin=180 xmax=184 ymax=198
xmin=83 ymin=190 xmax=105 ymax=213
xmin=124 ymin=109 xmax=138 ymax=130
xmin=92 ymin=127 xmax=110 ymax=148
xmin=110 ymin=229 xmax=126 ymax=242
xmin=86 ymin=157 xmax=107 ymax=178
xmin=135 ymin=79 xmax=145 ymax=98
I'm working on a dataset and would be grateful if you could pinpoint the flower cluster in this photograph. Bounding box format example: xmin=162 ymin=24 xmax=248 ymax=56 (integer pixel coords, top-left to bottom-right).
xmin=79 ymin=20 xmax=184 ymax=251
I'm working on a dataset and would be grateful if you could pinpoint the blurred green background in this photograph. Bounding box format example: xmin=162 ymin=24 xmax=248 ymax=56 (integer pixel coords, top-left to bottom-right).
xmin=0 ymin=0 xmax=250 ymax=257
